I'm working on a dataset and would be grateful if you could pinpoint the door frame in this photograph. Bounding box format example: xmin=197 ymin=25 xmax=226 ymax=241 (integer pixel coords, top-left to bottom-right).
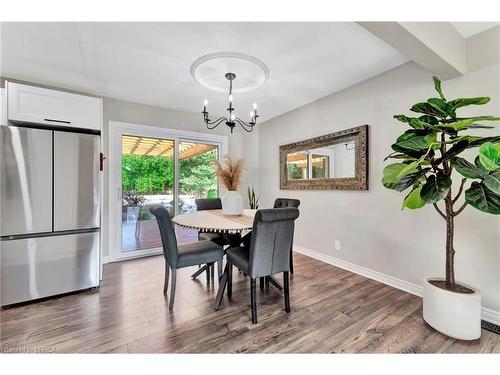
xmin=108 ymin=120 xmax=228 ymax=262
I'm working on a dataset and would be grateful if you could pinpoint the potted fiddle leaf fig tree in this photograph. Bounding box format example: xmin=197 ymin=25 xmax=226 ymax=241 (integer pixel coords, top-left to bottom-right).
xmin=382 ymin=76 xmax=500 ymax=340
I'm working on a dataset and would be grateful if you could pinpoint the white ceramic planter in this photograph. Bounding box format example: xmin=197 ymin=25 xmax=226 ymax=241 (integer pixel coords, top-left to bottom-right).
xmin=423 ymin=277 xmax=481 ymax=340
xmin=221 ymin=190 xmax=244 ymax=216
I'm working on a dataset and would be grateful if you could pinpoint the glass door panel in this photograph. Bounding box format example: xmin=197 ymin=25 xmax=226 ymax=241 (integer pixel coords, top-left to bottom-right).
xmin=121 ymin=135 xmax=174 ymax=254
xmin=177 ymin=140 xmax=219 ymax=244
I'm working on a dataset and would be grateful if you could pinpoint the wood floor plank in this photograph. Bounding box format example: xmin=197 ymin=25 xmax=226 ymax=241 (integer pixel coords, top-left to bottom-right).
xmin=1 ymin=252 xmax=497 ymax=353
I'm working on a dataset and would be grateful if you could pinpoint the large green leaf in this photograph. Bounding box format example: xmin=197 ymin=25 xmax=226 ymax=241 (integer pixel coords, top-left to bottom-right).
xmin=443 ymin=140 xmax=469 ymax=160
xmin=428 ymin=98 xmax=456 ymax=118
xmin=411 ymin=102 xmax=448 ymax=118
xmin=479 ymin=142 xmax=500 ymax=171
xmin=438 ymin=117 xmax=500 ymax=132
xmin=393 ymin=168 xmax=430 ymax=192
xmin=402 ymin=185 xmax=426 ymax=209
xmin=484 ymin=172 xmax=500 ymax=195
xmin=467 ymin=136 xmax=500 ymax=148
xmin=465 ymin=181 xmax=500 ymax=214
xmin=419 ymin=115 xmax=439 ymax=125
xmin=382 ymin=163 xmax=408 ymax=189
xmin=474 ymin=156 xmax=490 ymax=174
xmin=391 ymin=115 xmax=435 ymax=129
xmin=450 ymin=157 xmax=486 ymax=179
xmin=409 ymin=118 xmax=433 ymax=129
xmin=420 ymin=173 xmax=452 ymax=203
xmin=394 ymin=114 xmax=411 ymax=123
xmin=391 ymin=143 xmax=427 ymax=159
xmin=395 ymin=131 xmax=437 ymax=151
xmin=448 ymin=97 xmax=490 ymax=109
xmin=433 ymin=76 xmax=445 ymax=100
xmin=382 ymin=162 xmax=421 ymax=189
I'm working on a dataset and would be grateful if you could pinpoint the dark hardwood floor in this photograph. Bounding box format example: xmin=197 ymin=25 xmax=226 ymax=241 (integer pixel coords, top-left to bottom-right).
xmin=1 ymin=252 xmax=499 ymax=353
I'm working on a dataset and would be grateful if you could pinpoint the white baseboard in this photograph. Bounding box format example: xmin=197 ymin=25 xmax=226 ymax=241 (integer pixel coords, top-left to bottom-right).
xmin=294 ymin=245 xmax=500 ymax=326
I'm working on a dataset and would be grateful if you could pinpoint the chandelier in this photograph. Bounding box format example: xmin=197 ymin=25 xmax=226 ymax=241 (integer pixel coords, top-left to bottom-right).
xmin=202 ymin=73 xmax=258 ymax=133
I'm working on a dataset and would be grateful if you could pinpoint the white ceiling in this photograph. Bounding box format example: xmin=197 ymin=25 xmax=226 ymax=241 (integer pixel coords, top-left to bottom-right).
xmin=451 ymin=22 xmax=499 ymax=38
xmin=1 ymin=22 xmax=408 ymax=122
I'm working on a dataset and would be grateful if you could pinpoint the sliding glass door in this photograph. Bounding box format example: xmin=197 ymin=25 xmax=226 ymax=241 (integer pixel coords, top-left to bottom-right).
xmin=109 ymin=122 xmax=226 ymax=261
xmin=121 ymin=135 xmax=175 ymax=254
xmin=176 ymin=140 xmax=219 ymax=244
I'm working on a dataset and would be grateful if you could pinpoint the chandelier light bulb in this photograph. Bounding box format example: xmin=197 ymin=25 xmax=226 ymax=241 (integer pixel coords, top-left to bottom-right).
xmin=203 ymin=99 xmax=208 ymax=106
xmin=253 ymin=102 xmax=257 ymax=110
xmin=250 ymin=111 xmax=254 ymax=117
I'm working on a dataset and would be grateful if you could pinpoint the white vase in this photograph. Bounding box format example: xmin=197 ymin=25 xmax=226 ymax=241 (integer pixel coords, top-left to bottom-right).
xmin=221 ymin=190 xmax=244 ymax=216
xmin=423 ymin=277 xmax=481 ymax=340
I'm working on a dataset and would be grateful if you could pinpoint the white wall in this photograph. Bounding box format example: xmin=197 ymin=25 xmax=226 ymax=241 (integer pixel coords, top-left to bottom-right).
xmin=258 ymin=61 xmax=500 ymax=313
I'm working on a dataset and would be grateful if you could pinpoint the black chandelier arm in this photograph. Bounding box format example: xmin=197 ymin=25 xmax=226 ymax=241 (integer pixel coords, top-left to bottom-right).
xmin=205 ymin=116 xmax=227 ymax=129
xmin=235 ymin=118 xmax=256 ymax=133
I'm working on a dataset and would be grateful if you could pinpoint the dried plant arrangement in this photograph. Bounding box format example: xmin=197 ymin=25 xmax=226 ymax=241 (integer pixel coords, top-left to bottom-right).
xmin=213 ymin=154 xmax=245 ymax=191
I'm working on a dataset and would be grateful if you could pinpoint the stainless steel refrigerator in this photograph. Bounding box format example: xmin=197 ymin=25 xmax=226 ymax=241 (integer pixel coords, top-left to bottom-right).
xmin=1 ymin=125 xmax=100 ymax=306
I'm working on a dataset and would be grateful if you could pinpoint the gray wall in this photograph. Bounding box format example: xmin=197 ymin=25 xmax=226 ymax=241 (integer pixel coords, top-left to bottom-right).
xmin=258 ymin=61 xmax=500 ymax=313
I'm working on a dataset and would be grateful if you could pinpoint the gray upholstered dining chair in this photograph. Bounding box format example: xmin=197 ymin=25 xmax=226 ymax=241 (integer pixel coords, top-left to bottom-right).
xmin=195 ymin=198 xmax=224 ymax=245
xmin=193 ymin=198 xmax=242 ymax=280
xmin=150 ymin=206 xmax=223 ymax=310
xmin=192 ymin=198 xmax=224 ymax=281
xmin=221 ymin=207 xmax=300 ymax=324
xmin=273 ymin=198 xmax=300 ymax=274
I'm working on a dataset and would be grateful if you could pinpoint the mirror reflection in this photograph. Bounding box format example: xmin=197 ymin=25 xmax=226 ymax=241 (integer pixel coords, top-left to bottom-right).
xmin=286 ymin=140 xmax=356 ymax=180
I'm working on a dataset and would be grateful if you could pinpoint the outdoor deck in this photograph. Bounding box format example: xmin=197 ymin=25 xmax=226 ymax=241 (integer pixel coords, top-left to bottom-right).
xmin=122 ymin=219 xmax=198 ymax=252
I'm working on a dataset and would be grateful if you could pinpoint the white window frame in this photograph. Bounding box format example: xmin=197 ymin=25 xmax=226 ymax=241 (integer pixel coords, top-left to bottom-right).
xmin=107 ymin=120 xmax=228 ymax=262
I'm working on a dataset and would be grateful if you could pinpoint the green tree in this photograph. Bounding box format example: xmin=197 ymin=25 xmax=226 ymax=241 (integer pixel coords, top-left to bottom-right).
xmin=122 ymin=149 xmax=218 ymax=197
xmin=122 ymin=154 xmax=173 ymax=193
xmin=179 ymin=149 xmax=218 ymax=197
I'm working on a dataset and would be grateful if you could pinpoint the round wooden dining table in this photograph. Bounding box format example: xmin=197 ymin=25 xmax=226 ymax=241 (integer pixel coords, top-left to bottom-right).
xmin=171 ymin=208 xmax=282 ymax=310
xmin=171 ymin=208 xmax=256 ymax=234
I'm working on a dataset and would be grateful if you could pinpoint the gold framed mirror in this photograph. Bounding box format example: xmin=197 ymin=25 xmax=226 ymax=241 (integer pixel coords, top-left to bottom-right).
xmin=279 ymin=125 xmax=368 ymax=190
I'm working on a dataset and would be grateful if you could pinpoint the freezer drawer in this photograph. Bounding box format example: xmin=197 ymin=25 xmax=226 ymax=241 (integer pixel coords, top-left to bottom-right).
xmin=1 ymin=126 xmax=53 ymax=236
xmin=1 ymin=231 xmax=99 ymax=306
xmin=53 ymin=131 xmax=100 ymax=231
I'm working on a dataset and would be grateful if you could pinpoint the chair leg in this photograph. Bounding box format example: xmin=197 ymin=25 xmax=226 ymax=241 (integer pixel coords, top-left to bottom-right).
xmin=284 ymin=271 xmax=291 ymax=313
xmin=259 ymin=277 xmax=264 ymax=290
xmin=169 ymin=269 xmax=177 ymax=310
xmin=191 ymin=264 xmax=207 ymax=279
xmin=206 ymin=263 xmax=211 ymax=283
xmin=217 ymin=259 xmax=223 ymax=279
xmin=265 ymin=276 xmax=269 ymax=288
xmin=211 ymin=263 xmax=215 ymax=280
xmin=163 ymin=262 xmax=170 ymax=295
xmin=213 ymin=263 xmax=229 ymax=311
xmin=289 ymin=244 xmax=294 ymax=274
xmin=250 ymin=278 xmax=257 ymax=324
xmin=227 ymin=261 xmax=233 ymax=298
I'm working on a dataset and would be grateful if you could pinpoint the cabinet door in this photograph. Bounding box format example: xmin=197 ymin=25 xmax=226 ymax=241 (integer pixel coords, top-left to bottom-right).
xmin=53 ymin=131 xmax=100 ymax=231
xmin=7 ymin=82 xmax=101 ymax=131
xmin=0 ymin=126 xmax=53 ymax=236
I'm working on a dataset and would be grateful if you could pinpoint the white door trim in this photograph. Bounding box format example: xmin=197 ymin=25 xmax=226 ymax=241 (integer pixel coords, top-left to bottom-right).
xmin=107 ymin=120 xmax=228 ymax=262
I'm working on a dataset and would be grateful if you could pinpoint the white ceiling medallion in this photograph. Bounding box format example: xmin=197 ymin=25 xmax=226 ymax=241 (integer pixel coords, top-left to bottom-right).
xmin=190 ymin=52 xmax=269 ymax=93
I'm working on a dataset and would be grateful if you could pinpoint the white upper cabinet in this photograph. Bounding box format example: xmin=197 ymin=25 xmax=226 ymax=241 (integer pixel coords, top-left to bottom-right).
xmin=1 ymin=88 xmax=6 ymax=125
xmin=7 ymin=82 xmax=102 ymax=131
